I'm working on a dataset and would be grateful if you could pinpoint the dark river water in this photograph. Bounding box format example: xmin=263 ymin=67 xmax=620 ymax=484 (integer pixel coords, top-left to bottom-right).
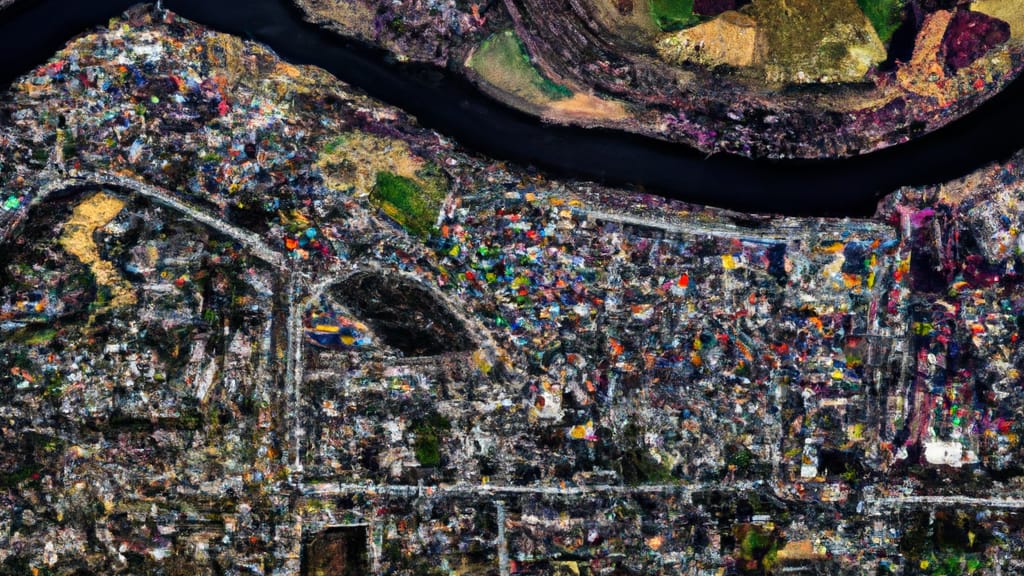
xmin=2 ymin=0 xmax=1023 ymax=216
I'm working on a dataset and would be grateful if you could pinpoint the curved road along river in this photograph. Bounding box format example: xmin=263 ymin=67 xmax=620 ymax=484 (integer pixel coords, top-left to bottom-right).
xmin=2 ymin=0 xmax=1024 ymax=216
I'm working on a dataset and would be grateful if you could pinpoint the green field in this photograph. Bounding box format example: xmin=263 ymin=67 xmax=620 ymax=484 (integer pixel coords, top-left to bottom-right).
xmin=649 ymin=0 xmax=697 ymax=31
xmin=371 ymin=168 xmax=446 ymax=237
xmin=468 ymin=30 xmax=572 ymax=104
xmin=857 ymin=0 xmax=904 ymax=43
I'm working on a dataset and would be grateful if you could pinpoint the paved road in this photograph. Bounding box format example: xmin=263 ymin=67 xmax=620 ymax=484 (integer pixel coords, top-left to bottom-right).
xmin=21 ymin=171 xmax=288 ymax=268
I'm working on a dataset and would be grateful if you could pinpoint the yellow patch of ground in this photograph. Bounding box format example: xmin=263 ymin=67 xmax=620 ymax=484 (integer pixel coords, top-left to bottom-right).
xmin=316 ymin=131 xmax=427 ymax=196
xmin=59 ymin=191 xmax=135 ymax=311
xmin=299 ymin=0 xmax=378 ymax=43
xmin=753 ymin=0 xmax=886 ymax=83
xmin=973 ymin=0 xmax=1024 ymax=39
xmin=897 ymin=10 xmax=952 ymax=102
xmin=544 ymin=92 xmax=631 ymax=122
xmin=586 ymin=0 xmax=661 ymax=43
xmin=203 ymin=32 xmax=341 ymax=98
xmin=776 ymin=540 xmax=828 ymax=561
xmin=271 ymin=61 xmax=339 ymax=96
xmin=657 ymin=11 xmax=761 ymax=68
xmin=203 ymin=34 xmax=247 ymax=80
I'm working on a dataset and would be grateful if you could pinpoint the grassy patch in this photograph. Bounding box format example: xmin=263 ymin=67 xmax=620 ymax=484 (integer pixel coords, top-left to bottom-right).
xmin=649 ymin=0 xmax=697 ymax=31
xmin=317 ymin=131 xmax=435 ymax=198
xmin=322 ymin=136 xmax=346 ymax=155
xmin=371 ymin=168 xmax=446 ymax=237
xmin=620 ymin=447 xmax=675 ymax=484
xmin=857 ymin=0 xmax=904 ymax=44
xmin=412 ymin=413 xmax=451 ymax=467
xmin=468 ymin=30 xmax=572 ymax=104
xmin=617 ymin=423 xmax=676 ymax=484
xmin=0 ymin=463 xmax=41 ymax=488
xmin=752 ymin=0 xmax=886 ymax=82
xmin=735 ymin=524 xmax=783 ymax=573
xmin=8 ymin=326 xmax=58 ymax=346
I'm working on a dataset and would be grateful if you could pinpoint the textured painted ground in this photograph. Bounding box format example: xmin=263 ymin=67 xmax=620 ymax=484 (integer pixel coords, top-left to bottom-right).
xmin=296 ymin=0 xmax=1024 ymax=157
xmin=4 ymin=6 xmax=1024 ymax=575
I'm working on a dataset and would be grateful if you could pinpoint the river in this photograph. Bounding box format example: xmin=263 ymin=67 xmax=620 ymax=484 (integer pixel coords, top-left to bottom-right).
xmin=1 ymin=0 xmax=1022 ymax=216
